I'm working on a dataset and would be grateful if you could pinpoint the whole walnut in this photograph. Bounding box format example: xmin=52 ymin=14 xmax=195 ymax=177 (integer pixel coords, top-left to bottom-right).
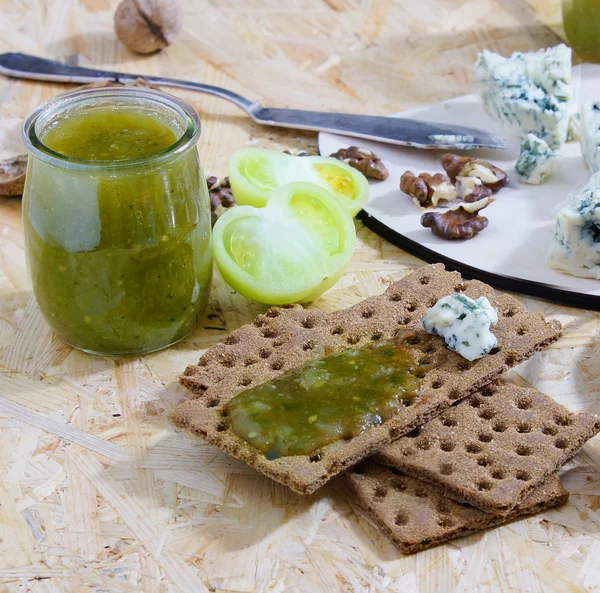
xmin=114 ymin=0 xmax=184 ymax=54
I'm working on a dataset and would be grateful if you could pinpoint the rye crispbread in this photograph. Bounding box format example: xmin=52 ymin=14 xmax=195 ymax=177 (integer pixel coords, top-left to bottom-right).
xmin=171 ymin=264 xmax=562 ymax=495
xmin=376 ymin=382 xmax=600 ymax=514
xmin=344 ymin=463 xmax=568 ymax=554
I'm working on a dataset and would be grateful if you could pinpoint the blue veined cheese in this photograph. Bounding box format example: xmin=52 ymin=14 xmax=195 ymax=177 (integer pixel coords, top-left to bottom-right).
xmin=422 ymin=294 xmax=498 ymax=361
xmin=475 ymin=44 xmax=572 ymax=148
xmin=477 ymin=72 xmax=570 ymax=149
xmin=515 ymin=133 xmax=560 ymax=184
xmin=515 ymin=44 xmax=572 ymax=101
xmin=567 ymin=110 xmax=580 ymax=142
xmin=548 ymin=172 xmax=600 ymax=279
xmin=476 ymin=44 xmax=572 ymax=102
xmin=580 ymin=102 xmax=600 ymax=173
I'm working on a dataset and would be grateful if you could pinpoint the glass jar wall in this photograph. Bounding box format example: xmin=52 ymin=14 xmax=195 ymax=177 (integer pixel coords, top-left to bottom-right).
xmin=22 ymin=87 xmax=212 ymax=355
xmin=563 ymin=0 xmax=600 ymax=62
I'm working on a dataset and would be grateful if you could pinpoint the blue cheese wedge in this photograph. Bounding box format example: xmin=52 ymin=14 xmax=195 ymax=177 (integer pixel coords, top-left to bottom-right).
xmin=475 ymin=44 xmax=572 ymax=148
xmin=422 ymin=294 xmax=498 ymax=361
xmin=515 ymin=133 xmax=560 ymax=184
xmin=580 ymin=102 xmax=600 ymax=173
xmin=548 ymin=172 xmax=600 ymax=279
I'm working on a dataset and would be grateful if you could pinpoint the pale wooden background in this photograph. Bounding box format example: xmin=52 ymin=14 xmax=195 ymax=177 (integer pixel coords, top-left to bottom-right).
xmin=1 ymin=1 xmax=600 ymax=592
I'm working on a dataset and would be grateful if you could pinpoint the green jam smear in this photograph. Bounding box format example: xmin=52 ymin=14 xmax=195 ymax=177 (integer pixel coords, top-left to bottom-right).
xmin=227 ymin=337 xmax=423 ymax=459
xmin=42 ymin=109 xmax=179 ymax=161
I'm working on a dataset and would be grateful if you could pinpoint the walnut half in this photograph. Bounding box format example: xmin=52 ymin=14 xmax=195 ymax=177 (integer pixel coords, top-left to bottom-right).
xmin=400 ymin=171 xmax=458 ymax=208
xmin=455 ymin=176 xmax=493 ymax=202
xmin=0 ymin=155 xmax=27 ymax=197
xmin=441 ymin=153 xmax=509 ymax=192
xmin=207 ymin=176 xmax=235 ymax=226
xmin=329 ymin=146 xmax=389 ymax=180
xmin=421 ymin=197 xmax=493 ymax=240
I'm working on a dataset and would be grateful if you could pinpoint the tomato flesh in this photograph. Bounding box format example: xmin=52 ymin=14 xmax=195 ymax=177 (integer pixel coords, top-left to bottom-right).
xmin=213 ymin=182 xmax=356 ymax=304
xmin=229 ymin=148 xmax=369 ymax=217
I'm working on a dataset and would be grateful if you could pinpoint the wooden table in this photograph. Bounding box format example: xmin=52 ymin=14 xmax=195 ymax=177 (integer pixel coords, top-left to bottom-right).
xmin=1 ymin=1 xmax=600 ymax=591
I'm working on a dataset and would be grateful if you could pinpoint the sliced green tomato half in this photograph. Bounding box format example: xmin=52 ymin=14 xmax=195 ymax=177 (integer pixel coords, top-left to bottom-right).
xmin=212 ymin=182 xmax=356 ymax=305
xmin=228 ymin=148 xmax=369 ymax=217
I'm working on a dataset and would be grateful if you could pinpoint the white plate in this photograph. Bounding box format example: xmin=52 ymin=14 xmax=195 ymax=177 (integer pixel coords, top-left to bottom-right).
xmin=318 ymin=65 xmax=600 ymax=309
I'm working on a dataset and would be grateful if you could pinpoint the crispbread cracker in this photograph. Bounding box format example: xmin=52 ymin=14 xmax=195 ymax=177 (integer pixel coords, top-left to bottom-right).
xmin=376 ymin=382 xmax=600 ymax=514
xmin=171 ymin=264 xmax=561 ymax=494
xmin=344 ymin=463 xmax=568 ymax=554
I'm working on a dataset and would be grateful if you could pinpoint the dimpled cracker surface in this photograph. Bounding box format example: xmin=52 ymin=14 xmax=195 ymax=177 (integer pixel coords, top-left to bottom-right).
xmin=171 ymin=264 xmax=562 ymax=494
xmin=376 ymin=382 xmax=600 ymax=514
xmin=344 ymin=463 xmax=568 ymax=554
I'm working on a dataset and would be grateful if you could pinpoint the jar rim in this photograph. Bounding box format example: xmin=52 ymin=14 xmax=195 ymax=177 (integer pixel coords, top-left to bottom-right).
xmin=22 ymin=86 xmax=201 ymax=171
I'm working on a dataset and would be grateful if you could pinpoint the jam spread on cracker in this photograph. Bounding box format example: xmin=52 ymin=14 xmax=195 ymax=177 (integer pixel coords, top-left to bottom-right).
xmin=226 ymin=336 xmax=426 ymax=459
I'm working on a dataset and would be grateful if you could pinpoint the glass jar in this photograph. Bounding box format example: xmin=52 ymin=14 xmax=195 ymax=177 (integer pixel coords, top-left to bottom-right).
xmin=22 ymin=87 xmax=212 ymax=355
xmin=563 ymin=0 xmax=600 ymax=62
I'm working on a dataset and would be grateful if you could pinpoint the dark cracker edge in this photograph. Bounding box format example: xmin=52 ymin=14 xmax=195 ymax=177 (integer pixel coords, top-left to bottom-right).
xmin=344 ymin=463 xmax=568 ymax=554
xmin=171 ymin=264 xmax=562 ymax=495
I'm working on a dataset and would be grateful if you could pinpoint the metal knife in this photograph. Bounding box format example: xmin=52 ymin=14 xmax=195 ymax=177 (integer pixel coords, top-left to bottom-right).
xmin=0 ymin=52 xmax=505 ymax=150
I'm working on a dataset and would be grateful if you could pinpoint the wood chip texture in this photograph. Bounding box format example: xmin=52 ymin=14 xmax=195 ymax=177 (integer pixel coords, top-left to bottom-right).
xmin=2 ymin=4 xmax=599 ymax=590
xmin=171 ymin=264 xmax=562 ymax=494
xmin=376 ymin=382 xmax=600 ymax=514
xmin=344 ymin=463 xmax=569 ymax=554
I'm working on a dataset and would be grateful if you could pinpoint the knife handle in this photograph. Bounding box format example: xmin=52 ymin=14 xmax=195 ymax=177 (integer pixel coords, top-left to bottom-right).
xmin=0 ymin=52 xmax=255 ymax=112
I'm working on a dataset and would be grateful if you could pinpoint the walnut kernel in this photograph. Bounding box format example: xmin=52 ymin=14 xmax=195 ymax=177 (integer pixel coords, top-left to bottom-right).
xmin=400 ymin=171 xmax=458 ymax=208
xmin=207 ymin=176 xmax=235 ymax=227
xmin=441 ymin=153 xmax=509 ymax=192
xmin=329 ymin=146 xmax=389 ymax=180
xmin=455 ymin=176 xmax=493 ymax=202
xmin=421 ymin=199 xmax=491 ymax=240
xmin=0 ymin=155 xmax=27 ymax=197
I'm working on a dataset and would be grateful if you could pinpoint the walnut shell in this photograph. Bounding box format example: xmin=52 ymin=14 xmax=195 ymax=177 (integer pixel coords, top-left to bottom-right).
xmin=114 ymin=0 xmax=184 ymax=54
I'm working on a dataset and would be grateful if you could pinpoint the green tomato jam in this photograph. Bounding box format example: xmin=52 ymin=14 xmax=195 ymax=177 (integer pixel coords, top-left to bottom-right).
xmin=24 ymin=106 xmax=212 ymax=355
xmin=227 ymin=336 xmax=423 ymax=459
xmin=42 ymin=109 xmax=179 ymax=160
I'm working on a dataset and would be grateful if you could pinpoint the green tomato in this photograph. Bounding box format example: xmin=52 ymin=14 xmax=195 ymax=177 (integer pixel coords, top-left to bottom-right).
xmin=228 ymin=148 xmax=369 ymax=217
xmin=212 ymin=182 xmax=356 ymax=305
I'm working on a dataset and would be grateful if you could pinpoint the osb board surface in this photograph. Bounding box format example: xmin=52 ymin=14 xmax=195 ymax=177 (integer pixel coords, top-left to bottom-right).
xmin=0 ymin=0 xmax=599 ymax=592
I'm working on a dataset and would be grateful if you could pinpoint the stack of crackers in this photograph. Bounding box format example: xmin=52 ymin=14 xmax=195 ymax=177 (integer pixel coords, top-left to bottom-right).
xmin=171 ymin=264 xmax=600 ymax=553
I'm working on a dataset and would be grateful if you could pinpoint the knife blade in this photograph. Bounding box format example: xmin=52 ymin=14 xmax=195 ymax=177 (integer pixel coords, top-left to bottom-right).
xmin=0 ymin=52 xmax=506 ymax=150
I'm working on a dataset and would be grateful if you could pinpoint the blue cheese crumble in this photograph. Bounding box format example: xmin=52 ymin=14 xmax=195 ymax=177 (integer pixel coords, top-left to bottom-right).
xmin=548 ymin=172 xmax=600 ymax=279
xmin=422 ymin=294 xmax=498 ymax=361
xmin=580 ymin=102 xmax=600 ymax=173
xmin=475 ymin=44 xmax=573 ymax=148
xmin=515 ymin=133 xmax=560 ymax=184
